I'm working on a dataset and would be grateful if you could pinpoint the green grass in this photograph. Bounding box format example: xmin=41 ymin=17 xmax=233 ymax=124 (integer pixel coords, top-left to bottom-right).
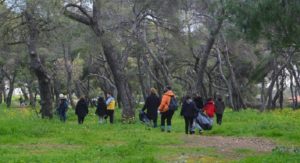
xmin=0 ymin=103 xmax=300 ymax=162
xmin=208 ymin=109 xmax=300 ymax=145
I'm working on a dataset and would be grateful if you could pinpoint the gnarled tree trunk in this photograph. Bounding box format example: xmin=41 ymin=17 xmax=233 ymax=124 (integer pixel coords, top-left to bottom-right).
xmin=25 ymin=11 xmax=53 ymax=118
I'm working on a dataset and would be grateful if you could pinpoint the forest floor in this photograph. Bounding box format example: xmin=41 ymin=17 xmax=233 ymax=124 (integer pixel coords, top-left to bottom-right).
xmin=0 ymin=102 xmax=300 ymax=162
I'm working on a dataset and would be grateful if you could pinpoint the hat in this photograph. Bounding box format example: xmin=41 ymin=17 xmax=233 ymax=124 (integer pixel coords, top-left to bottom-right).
xmin=59 ymin=94 xmax=67 ymax=99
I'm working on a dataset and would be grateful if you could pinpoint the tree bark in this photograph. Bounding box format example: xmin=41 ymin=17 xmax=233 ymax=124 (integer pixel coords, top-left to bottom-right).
xmin=62 ymin=43 xmax=75 ymax=108
xmin=21 ymin=87 xmax=29 ymax=101
xmin=216 ymin=48 xmax=234 ymax=109
xmin=24 ymin=11 xmax=53 ymax=118
xmin=0 ymin=77 xmax=4 ymax=104
xmin=137 ymin=53 xmax=148 ymax=100
xmin=101 ymin=40 xmax=135 ymax=119
xmin=6 ymin=71 xmax=16 ymax=108
xmin=260 ymin=79 xmax=266 ymax=112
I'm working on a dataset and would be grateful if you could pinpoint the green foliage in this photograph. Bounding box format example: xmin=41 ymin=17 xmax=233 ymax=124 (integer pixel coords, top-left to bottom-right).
xmin=249 ymin=53 xmax=276 ymax=83
xmin=228 ymin=0 xmax=300 ymax=48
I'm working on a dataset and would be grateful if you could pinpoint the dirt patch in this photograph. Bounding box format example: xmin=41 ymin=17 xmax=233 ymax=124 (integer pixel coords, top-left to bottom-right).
xmin=184 ymin=135 xmax=276 ymax=152
xmin=182 ymin=135 xmax=276 ymax=159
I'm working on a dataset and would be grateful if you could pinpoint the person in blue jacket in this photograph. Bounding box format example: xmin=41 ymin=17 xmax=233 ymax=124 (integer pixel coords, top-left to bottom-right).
xmin=58 ymin=95 xmax=68 ymax=122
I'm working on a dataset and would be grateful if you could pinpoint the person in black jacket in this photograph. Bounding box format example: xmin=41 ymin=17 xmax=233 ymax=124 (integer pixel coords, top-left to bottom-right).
xmin=75 ymin=97 xmax=89 ymax=124
xmin=181 ymin=95 xmax=198 ymax=134
xmin=142 ymin=88 xmax=160 ymax=128
xmin=215 ymin=96 xmax=225 ymax=125
xmin=193 ymin=94 xmax=204 ymax=110
xmin=95 ymin=96 xmax=107 ymax=124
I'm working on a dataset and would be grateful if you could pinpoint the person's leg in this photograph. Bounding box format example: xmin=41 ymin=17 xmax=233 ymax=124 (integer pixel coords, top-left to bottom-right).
xmin=62 ymin=112 xmax=66 ymax=122
xmin=216 ymin=114 xmax=221 ymax=125
xmin=106 ymin=110 xmax=111 ymax=124
xmin=153 ymin=117 xmax=157 ymax=128
xmin=82 ymin=116 xmax=85 ymax=124
xmin=161 ymin=112 xmax=166 ymax=131
xmin=219 ymin=114 xmax=223 ymax=125
xmin=184 ymin=117 xmax=189 ymax=134
xmin=166 ymin=110 xmax=174 ymax=132
xmin=77 ymin=116 xmax=81 ymax=124
xmin=209 ymin=117 xmax=214 ymax=125
xmin=110 ymin=110 xmax=114 ymax=124
xmin=188 ymin=117 xmax=194 ymax=134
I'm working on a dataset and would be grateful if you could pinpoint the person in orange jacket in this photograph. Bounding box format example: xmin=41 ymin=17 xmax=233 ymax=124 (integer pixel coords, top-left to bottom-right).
xmin=158 ymin=86 xmax=176 ymax=132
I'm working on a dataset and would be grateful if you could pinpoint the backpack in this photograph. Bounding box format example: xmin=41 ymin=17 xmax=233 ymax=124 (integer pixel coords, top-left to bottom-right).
xmin=168 ymin=96 xmax=178 ymax=111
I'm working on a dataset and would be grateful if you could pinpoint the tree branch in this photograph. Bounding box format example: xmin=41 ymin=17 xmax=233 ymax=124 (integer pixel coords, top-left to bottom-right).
xmin=63 ymin=4 xmax=92 ymax=25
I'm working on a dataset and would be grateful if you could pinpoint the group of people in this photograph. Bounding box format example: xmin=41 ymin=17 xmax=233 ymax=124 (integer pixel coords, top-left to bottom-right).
xmin=56 ymin=86 xmax=225 ymax=135
xmin=56 ymin=92 xmax=116 ymax=124
xmin=142 ymin=86 xmax=226 ymax=134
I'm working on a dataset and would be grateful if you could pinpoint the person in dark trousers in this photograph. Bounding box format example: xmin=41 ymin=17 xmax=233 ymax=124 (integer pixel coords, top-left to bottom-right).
xmin=95 ymin=96 xmax=107 ymax=124
xmin=142 ymin=88 xmax=160 ymax=128
xmin=181 ymin=95 xmax=198 ymax=134
xmin=75 ymin=97 xmax=89 ymax=124
xmin=105 ymin=92 xmax=116 ymax=124
xmin=58 ymin=95 xmax=68 ymax=122
xmin=215 ymin=96 xmax=225 ymax=125
xmin=158 ymin=86 xmax=176 ymax=132
xmin=193 ymin=94 xmax=204 ymax=110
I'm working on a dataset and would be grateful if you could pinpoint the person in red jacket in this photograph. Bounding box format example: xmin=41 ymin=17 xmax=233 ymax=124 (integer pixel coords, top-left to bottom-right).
xmin=203 ymin=98 xmax=216 ymax=125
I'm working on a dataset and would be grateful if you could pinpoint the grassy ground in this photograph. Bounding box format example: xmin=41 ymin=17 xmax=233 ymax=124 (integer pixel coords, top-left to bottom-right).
xmin=0 ymin=103 xmax=299 ymax=163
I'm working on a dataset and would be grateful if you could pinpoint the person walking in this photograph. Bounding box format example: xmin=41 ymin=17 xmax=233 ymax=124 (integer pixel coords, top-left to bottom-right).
xmin=181 ymin=95 xmax=198 ymax=134
xmin=158 ymin=86 xmax=176 ymax=132
xmin=215 ymin=96 xmax=225 ymax=125
xmin=193 ymin=94 xmax=204 ymax=110
xmin=106 ymin=92 xmax=116 ymax=124
xmin=58 ymin=94 xmax=68 ymax=122
xmin=203 ymin=98 xmax=216 ymax=125
xmin=75 ymin=97 xmax=89 ymax=124
xmin=142 ymin=88 xmax=160 ymax=128
xmin=95 ymin=96 xmax=107 ymax=124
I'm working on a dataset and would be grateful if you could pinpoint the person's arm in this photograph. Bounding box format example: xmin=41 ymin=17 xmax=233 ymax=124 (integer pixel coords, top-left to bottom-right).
xmin=106 ymin=97 xmax=113 ymax=105
xmin=180 ymin=103 xmax=184 ymax=116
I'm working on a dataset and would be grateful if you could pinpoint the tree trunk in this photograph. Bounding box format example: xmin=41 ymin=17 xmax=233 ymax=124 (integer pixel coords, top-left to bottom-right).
xmin=137 ymin=52 xmax=149 ymax=101
xmin=0 ymin=79 xmax=3 ymax=104
xmin=63 ymin=44 xmax=75 ymax=108
xmin=216 ymin=48 xmax=234 ymax=109
xmin=196 ymin=17 xmax=223 ymax=98
xmin=260 ymin=79 xmax=266 ymax=112
xmin=101 ymin=40 xmax=135 ymax=119
xmin=21 ymin=87 xmax=29 ymax=101
xmin=6 ymin=71 xmax=17 ymax=108
xmin=222 ymin=47 xmax=246 ymax=110
xmin=25 ymin=11 xmax=53 ymax=118
xmin=27 ymin=83 xmax=36 ymax=108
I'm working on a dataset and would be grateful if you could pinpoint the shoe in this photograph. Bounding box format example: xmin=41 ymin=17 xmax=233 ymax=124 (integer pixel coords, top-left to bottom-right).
xmin=167 ymin=130 xmax=171 ymax=133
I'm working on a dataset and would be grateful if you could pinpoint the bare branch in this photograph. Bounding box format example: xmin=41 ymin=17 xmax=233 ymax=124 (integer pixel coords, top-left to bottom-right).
xmin=63 ymin=4 xmax=92 ymax=25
